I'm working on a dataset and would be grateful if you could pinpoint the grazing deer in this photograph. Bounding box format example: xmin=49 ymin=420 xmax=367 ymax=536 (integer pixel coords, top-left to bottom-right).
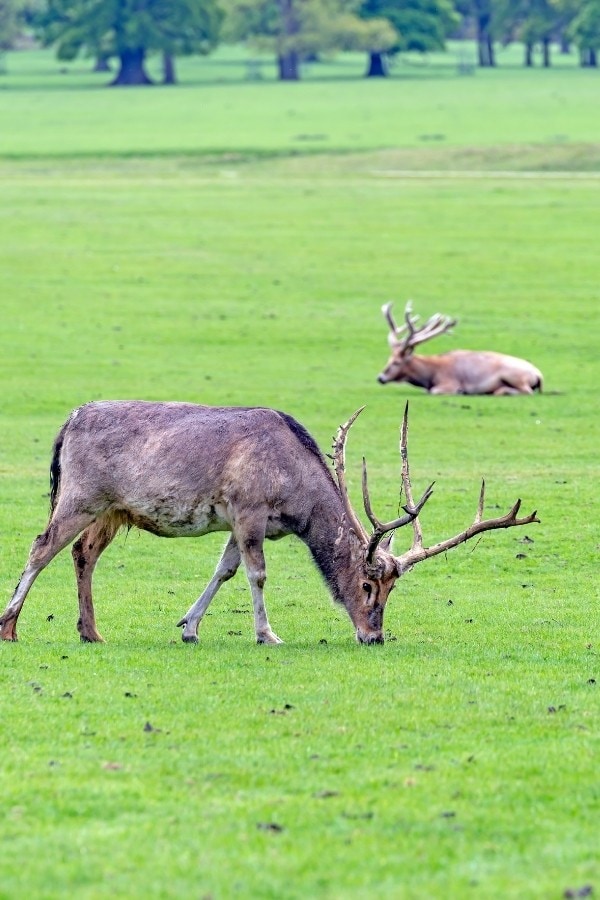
xmin=378 ymin=302 xmax=543 ymax=395
xmin=0 ymin=401 xmax=538 ymax=646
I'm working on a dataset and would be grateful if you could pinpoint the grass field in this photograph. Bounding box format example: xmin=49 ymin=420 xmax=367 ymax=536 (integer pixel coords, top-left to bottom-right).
xmin=0 ymin=47 xmax=599 ymax=899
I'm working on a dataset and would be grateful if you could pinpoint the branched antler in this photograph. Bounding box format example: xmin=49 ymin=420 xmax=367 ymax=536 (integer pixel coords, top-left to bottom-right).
xmin=331 ymin=406 xmax=433 ymax=557
xmin=382 ymin=302 xmax=456 ymax=355
xmin=362 ymin=442 xmax=434 ymax=562
xmin=394 ymin=403 xmax=540 ymax=573
xmin=331 ymin=405 xmax=434 ymax=561
xmin=331 ymin=403 xmax=538 ymax=573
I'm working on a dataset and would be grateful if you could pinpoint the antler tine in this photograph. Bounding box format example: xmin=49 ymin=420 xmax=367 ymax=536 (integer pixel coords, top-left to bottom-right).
xmin=331 ymin=407 xmax=369 ymax=541
xmin=474 ymin=479 xmax=485 ymax=525
xmin=399 ymin=401 xmax=433 ymax=553
xmin=382 ymin=301 xmax=418 ymax=354
xmin=382 ymin=302 xmax=399 ymax=337
xmin=363 ymin=402 xmax=434 ymax=561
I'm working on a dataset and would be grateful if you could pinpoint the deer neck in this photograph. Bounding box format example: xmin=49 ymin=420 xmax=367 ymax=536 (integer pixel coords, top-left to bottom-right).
xmin=303 ymin=495 xmax=364 ymax=604
xmin=404 ymin=354 xmax=437 ymax=391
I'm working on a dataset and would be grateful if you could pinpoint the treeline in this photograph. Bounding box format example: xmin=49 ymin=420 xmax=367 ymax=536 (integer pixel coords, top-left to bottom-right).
xmin=1 ymin=0 xmax=599 ymax=85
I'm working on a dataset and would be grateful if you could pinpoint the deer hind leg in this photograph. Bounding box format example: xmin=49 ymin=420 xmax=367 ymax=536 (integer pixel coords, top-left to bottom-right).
xmin=0 ymin=510 xmax=94 ymax=641
xmin=72 ymin=514 xmax=121 ymax=643
xmin=236 ymin=523 xmax=283 ymax=645
xmin=176 ymin=534 xmax=242 ymax=644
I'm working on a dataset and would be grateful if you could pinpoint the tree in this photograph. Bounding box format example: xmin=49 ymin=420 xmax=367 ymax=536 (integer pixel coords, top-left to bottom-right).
xmin=358 ymin=0 xmax=459 ymax=76
xmin=38 ymin=0 xmax=222 ymax=86
xmin=456 ymin=0 xmax=498 ymax=65
xmin=492 ymin=0 xmax=554 ymax=66
xmin=0 ymin=0 xmax=20 ymax=52
xmin=332 ymin=13 xmax=398 ymax=75
xmin=221 ymin=0 xmax=387 ymax=80
xmin=568 ymin=0 xmax=600 ymax=66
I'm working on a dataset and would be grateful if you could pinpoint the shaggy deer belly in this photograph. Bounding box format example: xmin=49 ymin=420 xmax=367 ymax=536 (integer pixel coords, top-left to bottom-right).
xmin=126 ymin=499 xmax=229 ymax=538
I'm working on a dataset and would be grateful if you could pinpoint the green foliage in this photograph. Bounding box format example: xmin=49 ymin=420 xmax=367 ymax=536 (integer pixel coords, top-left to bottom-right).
xmin=358 ymin=0 xmax=460 ymax=53
xmin=220 ymin=0 xmax=385 ymax=66
xmin=0 ymin=0 xmax=19 ymax=50
xmin=0 ymin=50 xmax=599 ymax=898
xmin=332 ymin=12 xmax=398 ymax=52
xmin=38 ymin=0 xmax=222 ymax=65
xmin=568 ymin=0 xmax=600 ymax=50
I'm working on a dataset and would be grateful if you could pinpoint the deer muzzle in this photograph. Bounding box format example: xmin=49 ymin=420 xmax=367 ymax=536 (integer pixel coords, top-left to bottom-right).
xmin=356 ymin=628 xmax=384 ymax=645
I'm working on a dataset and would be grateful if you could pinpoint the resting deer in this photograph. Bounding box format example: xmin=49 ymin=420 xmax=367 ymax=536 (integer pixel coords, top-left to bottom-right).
xmin=0 ymin=401 xmax=538 ymax=646
xmin=378 ymin=302 xmax=543 ymax=395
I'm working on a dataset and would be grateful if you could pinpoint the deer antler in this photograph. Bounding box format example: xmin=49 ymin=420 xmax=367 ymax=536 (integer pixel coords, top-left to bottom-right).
xmin=394 ymin=402 xmax=540 ymax=574
xmin=331 ymin=408 xmax=370 ymax=541
xmin=362 ymin=452 xmax=434 ymax=562
xmin=383 ymin=302 xmax=457 ymax=355
xmin=331 ymin=407 xmax=433 ymax=558
xmin=382 ymin=302 xmax=401 ymax=347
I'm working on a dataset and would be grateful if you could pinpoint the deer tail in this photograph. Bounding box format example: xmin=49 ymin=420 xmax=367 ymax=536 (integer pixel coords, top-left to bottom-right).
xmin=49 ymin=420 xmax=70 ymax=513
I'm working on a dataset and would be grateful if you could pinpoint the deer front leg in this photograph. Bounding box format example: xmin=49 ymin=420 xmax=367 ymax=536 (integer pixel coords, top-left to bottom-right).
xmin=429 ymin=382 xmax=461 ymax=395
xmin=237 ymin=525 xmax=283 ymax=645
xmin=492 ymin=384 xmax=532 ymax=395
xmin=176 ymin=534 xmax=241 ymax=643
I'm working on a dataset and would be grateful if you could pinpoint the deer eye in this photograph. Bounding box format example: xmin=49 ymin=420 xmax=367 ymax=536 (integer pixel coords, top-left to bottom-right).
xmin=362 ymin=582 xmax=372 ymax=595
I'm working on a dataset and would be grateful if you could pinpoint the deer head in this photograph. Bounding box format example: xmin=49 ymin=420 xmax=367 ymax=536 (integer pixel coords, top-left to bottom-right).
xmin=377 ymin=301 xmax=457 ymax=384
xmin=331 ymin=404 xmax=539 ymax=643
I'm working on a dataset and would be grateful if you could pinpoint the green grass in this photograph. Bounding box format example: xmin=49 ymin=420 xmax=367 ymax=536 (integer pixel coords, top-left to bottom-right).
xmin=0 ymin=49 xmax=599 ymax=899
xmin=1 ymin=46 xmax=600 ymax=159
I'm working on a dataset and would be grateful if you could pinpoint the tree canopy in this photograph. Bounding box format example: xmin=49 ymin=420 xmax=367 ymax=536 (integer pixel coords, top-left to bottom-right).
xmin=221 ymin=0 xmax=397 ymax=80
xmin=358 ymin=0 xmax=459 ymax=75
xmin=38 ymin=0 xmax=222 ymax=84
xmin=0 ymin=0 xmax=20 ymax=51
xmin=568 ymin=0 xmax=600 ymax=65
xmin=8 ymin=0 xmax=599 ymax=80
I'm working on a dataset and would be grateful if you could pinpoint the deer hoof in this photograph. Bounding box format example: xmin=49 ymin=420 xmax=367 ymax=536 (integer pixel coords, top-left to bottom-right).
xmin=181 ymin=633 xmax=199 ymax=644
xmin=0 ymin=631 xmax=18 ymax=642
xmin=0 ymin=617 xmax=18 ymax=641
xmin=257 ymin=631 xmax=284 ymax=645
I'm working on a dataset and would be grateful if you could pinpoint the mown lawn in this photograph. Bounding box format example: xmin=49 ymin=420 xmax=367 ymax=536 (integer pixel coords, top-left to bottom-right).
xmin=0 ymin=50 xmax=598 ymax=899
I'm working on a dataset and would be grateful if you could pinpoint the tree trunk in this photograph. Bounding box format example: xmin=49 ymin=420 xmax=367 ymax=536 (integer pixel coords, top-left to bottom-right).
xmin=110 ymin=47 xmax=153 ymax=86
xmin=579 ymin=48 xmax=597 ymax=67
xmin=477 ymin=16 xmax=494 ymax=67
xmin=365 ymin=51 xmax=388 ymax=77
xmin=278 ymin=0 xmax=300 ymax=80
xmin=542 ymin=37 xmax=551 ymax=68
xmin=277 ymin=52 xmax=299 ymax=80
xmin=163 ymin=52 xmax=176 ymax=84
xmin=93 ymin=55 xmax=111 ymax=73
xmin=524 ymin=43 xmax=533 ymax=67
xmin=477 ymin=38 xmax=487 ymax=66
xmin=277 ymin=51 xmax=299 ymax=80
